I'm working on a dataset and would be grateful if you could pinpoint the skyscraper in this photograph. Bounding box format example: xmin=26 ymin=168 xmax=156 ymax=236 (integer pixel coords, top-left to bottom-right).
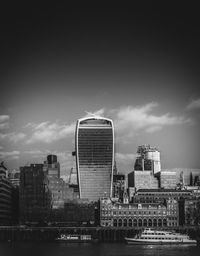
xmin=43 ymin=154 xmax=60 ymax=178
xmin=75 ymin=116 xmax=114 ymax=201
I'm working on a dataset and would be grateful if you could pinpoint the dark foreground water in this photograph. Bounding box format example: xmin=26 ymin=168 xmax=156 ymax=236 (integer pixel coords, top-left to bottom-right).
xmin=0 ymin=242 xmax=200 ymax=256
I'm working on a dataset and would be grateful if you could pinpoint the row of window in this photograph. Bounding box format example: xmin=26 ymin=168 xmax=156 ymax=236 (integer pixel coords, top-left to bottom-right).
xmin=101 ymin=218 xmax=169 ymax=227
xmin=102 ymin=210 xmax=166 ymax=215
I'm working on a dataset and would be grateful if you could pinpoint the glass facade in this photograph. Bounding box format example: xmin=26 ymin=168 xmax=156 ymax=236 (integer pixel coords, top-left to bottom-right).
xmin=76 ymin=117 xmax=114 ymax=201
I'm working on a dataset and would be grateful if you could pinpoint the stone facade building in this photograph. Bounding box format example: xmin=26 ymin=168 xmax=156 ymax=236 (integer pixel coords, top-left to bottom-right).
xmin=100 ymin=198 xmax=179 ymax=228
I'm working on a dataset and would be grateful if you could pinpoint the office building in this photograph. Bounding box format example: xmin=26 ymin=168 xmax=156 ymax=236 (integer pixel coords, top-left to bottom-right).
xmin=48 ymin=176 xmax=74 ymax=210
xmin=75 ymin=116 xmax=114 ymax=201
xmin=43 ymin=154 xmax=60 ymax=178
xmin=63 ymin=199 xmax=97 ymax=226
xmin=0 ymin=162 xmax=12 ymax=225
xmin=129 ymin=145 xmax=161 ymax=190
xmin=19 ymin=164 xmax=51 ymax=223
xmin=182 ymin=198 xmax=200 ymax=226
xmin=128 ymin=170 xmax=159 ymax=190
xmin=112 ymin=173 xmax=126 ymax=201
xmin=160 ymin=171 xmax=177 ymax=189
xmin=135 ymin=145 xmax=161 ymax=174
xmin=132 ymin=189 xmax=192 ymax=204
xmin=8 ymin=169 xmax=20 ymax=187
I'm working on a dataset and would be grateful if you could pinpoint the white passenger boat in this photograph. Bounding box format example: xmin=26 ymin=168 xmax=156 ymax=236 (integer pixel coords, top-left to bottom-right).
xmin=125 ymin=228 xmax=197 ymax=245
xmin=56 ymin=234 xmax=98 ymax=243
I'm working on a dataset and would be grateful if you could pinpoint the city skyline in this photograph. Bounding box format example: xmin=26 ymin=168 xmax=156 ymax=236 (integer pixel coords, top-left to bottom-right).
xmin=0 ymin=7 xmax=200 ymax=177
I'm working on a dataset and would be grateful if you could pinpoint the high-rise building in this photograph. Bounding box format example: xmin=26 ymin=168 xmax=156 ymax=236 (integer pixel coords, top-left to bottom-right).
xmin=43 ymin=154 xmax=60 ymax=178
xmin=19 ymin=164 xmax=51 ymax=223
xmin=135 ymin=145 xmax=161 ymax=174
xmin=129 ymin=145 xmax=161 ymax=190
xmin=0 ymin=162 xmax=12 ymax=225
xmin=75 ymin=116 xmax=114 ymax=201
xmin=8 ymin=169 xmax=20 ymax=187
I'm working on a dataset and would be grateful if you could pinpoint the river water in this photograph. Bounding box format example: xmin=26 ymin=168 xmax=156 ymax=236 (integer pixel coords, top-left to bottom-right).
xmin=0 ymin=242 xmax=199 ymax=256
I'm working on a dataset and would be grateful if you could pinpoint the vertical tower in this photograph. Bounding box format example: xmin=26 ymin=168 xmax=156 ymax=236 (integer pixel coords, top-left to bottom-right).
xmin=43 ymin=155 xmax=60 ymax=178
xmin=75 ymin=116 xmax=114 ymax=201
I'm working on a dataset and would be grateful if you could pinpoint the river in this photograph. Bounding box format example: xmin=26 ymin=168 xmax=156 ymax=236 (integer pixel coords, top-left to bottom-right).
xmin=0 ymin=242 xmax=199 ymax=256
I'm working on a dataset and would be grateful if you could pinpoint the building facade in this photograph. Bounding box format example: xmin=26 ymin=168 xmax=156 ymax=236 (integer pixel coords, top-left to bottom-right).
xmin=43 ymin=154 xmax=60 ymax=178
xmin=128 ymin=171 xmax=159 ymax=190
xmin=75 ymin=116 xmax=114 ymax=201
xmin=183 ymin=198 xmax=200 ymax=226
xmin=159 ymin=171 xmax=177 ymax=189
xmin=112 ymin=174 xmax=125 ymax=201
xmin=100 ymin=197 xmax=179 ymax=228
xmin=19 ymin=164 xmax=51 ymax=223
xmin=135 ymin=145 xmax=161 ymax=174
xmin=0 ymin=162 xmax=12 ymax=225
xmin=131 ymin=189 xmax=192 ymax=204
xmin=8 ymin=169 xmax=20 ymax=187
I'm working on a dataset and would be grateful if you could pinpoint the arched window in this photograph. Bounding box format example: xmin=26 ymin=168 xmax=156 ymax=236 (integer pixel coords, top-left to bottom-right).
xmin=118 ymin=219 xmax=122 ymax=227
xmin=143 ymin=219 xmax=147 ymax=227
xmin=133 ymin=219 xmax=137 ymax=227
xmin=113 ymin=219 xmax=117 ymax=227
xmin=128 ymin=218 xmax=132 ymax=227
xmin=153 ymin=219 xmax=157 ymax=227
xmin=123 ymin=219 xmax=127 ymax=227
xmin=148 ymin=219 xmax=152 ymax=227
xmin=138 ymin=219 xmax=142 ymax=227
xmin=158 ymin=219 xmax=162 ymax=227
xmin=163 ymin=219 xmax=167 ymax=227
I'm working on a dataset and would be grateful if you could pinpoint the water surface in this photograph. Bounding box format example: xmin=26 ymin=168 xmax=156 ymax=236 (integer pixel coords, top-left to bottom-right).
xmin=0 ymin=242 xmax=199 ymax=256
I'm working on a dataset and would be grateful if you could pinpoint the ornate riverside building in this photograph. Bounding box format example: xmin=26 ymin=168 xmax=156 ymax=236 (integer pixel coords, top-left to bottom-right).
xmin=75 ymin=116 xmax=114 ymax=201
xmin=100 ymin=198 xmax=179 ymax=228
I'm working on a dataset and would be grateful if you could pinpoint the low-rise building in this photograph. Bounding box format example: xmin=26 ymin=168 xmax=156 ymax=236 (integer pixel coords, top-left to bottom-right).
xmin=128 ymin=171 xmax=159 ymax=190
xmin=100 ymin=197 xmax=179 ymax=228
xmin=160 ymin=171 xmax=177 ymax=189
xmin=132 ymin=189 xmax=192 ymax=204
xmin=112 ymin=174 xmax=125 ymax=201
xmin=184 ymin=198 xmax=200 ymax=226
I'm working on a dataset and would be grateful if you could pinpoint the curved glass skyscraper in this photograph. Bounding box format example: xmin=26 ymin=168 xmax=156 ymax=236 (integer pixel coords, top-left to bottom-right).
xmin=75 ymin=116 xmax=114 ymax=201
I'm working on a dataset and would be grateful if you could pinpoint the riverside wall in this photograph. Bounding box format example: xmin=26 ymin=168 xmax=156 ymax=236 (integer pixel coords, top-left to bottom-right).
xmin=0 ymin=226 xmax=200 ymax=242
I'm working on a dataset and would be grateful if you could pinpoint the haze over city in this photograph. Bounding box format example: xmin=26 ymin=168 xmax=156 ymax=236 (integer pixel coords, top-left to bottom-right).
xmin=0 ymin=6 xmax=200 ymax=177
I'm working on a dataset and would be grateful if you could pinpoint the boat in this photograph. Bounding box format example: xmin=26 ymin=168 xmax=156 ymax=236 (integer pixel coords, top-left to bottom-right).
xmin=125 ymin=228 xmax=197 ymax=245
xmin=55 ymin=234 xmax=98 ymax=243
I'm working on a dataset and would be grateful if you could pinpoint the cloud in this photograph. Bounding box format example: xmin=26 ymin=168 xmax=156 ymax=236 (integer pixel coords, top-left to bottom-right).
xmin=110 ymin=103 xmax=191 ymax=137
xmin=0 ymin=115 xmax=10 ymax=123
xmin=84 ymin=108 xmax=105 ymax=117
xmin=0 ymin=115 xmax=10 ymax=130
xmin=0 ymin=151 xmax=20 ymax=160
xmin=0 ymin=132 xmax=26 ymax=143
xmin=25 ymin=108 xmax=107 ymax=144
xmin=25 ymin=121 xmax=75 ymax=144
xmin=0 ymin=122 xmax=9 ymax=130
xmin=115 ymin=152 xmax=137 ymax=165
xmin=186 ymin=98 xmax=200 ymax=110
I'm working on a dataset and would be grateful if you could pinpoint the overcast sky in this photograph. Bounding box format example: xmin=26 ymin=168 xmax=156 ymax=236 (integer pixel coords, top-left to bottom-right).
xmin=0 ymin=6 xmax=200 ymax=177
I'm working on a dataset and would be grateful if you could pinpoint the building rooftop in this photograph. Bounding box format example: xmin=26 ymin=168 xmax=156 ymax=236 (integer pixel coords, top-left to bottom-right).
xmin=137 ymin=188 xmax=191 ymax=193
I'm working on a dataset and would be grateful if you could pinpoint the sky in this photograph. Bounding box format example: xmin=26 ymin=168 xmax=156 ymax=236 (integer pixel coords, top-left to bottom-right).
xmin=0 ymin=5 xmax=200 ymax=178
